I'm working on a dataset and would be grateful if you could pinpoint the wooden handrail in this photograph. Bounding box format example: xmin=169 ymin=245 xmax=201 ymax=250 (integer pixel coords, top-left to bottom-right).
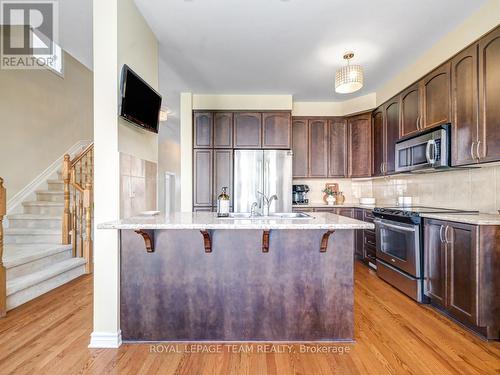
xmin=0 ymin=177 xmax=6 ymax=317
xmin=62 ymin=143 xmax=94 ymax=274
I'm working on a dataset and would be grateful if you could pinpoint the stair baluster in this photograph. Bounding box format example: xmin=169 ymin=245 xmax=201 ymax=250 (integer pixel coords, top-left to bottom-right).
xmin=61 ymin=143 xmax=94 ymax=274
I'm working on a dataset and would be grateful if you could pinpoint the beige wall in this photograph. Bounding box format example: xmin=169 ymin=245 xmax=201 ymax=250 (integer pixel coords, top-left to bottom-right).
xmin=117 ymin=0 xmax=159 ymax=163
xmin=0 ymin=52 xmax=93 ymax=200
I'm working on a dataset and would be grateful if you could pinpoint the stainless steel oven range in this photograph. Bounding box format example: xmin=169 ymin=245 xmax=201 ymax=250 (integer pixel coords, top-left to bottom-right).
xmin=373 ymin=206 xmax=477 ymax=303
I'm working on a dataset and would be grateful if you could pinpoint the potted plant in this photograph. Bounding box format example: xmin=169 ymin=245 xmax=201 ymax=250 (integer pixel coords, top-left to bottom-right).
xmin=322 ymin=187 xmax=337 ymax=206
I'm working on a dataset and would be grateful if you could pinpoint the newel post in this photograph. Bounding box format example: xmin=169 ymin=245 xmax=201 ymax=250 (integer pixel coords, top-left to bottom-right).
xmin=62 ymin=154 xmax=71 ymax=245
xmin=0 ymin=178 xmax=7 ymax=317
xmin=83 ymin=182 xmax=93 ymax=274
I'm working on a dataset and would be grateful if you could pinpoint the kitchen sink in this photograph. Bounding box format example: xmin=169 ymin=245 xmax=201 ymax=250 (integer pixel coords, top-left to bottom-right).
xmin=220 ymin=212 xmax=312 ymax=220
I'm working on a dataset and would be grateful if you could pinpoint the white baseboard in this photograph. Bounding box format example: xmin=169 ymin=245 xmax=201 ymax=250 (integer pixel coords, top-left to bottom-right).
xmin=6 ymin=140 xmax=92 ymax=215
xmin=88 ymin=330 xmax=122 ymax=348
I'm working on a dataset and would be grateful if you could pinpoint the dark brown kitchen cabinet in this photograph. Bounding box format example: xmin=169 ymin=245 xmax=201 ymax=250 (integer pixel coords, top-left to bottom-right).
xmin=400 ymin=83 xmax=421 ymax=137
xmin=292 ymin=118 xmax=308 ymax=178
xmin=193 ymin=206 xmax=214 ymax=212
xmin=385 ymin=97 xmax=400 ymax=173
xmin=213 ymin=112 xmax=233 ymax=148
xmin=262 ymin=112 xmax=291 ymax=149
xmin=212 ymin=150 xmax=233 ymax=206
xmin=451 ymin=44 xmax=479 ymax=166
xmin=193 ymin=112 xmax=213 ymax=148
xmin=234 ymin=112 xmax=262 ymax=148
xmin=424 ymin=219 xmax=500 ymax=339
xmin=328 ymin=118 xmax=347 ymax=177
xmin=424 ymin=220 xmax=447 ymax=307
xmin=335 ymin=208 xmax=354 ymax=218
xmin=354 ymin=209 xmax=364 ymax=259
xmin=308 ymin=119 xmax=329 ymax=177
xmin=478 ymin=27 xmax=500 ymax=163
xmin=372 ymin=107 xmax=385 ymax=177
xmin=421 ymin=62 xmax=451 ymax=129
xmin=348 ymin=114 xmax=372 ymax=177
xmin=193 ymin=149 xmax=213 ymax=206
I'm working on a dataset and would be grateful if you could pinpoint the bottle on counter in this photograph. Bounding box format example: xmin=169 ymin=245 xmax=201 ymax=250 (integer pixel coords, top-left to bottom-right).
xmin=217 ymin=187 xmax=230 ymax=217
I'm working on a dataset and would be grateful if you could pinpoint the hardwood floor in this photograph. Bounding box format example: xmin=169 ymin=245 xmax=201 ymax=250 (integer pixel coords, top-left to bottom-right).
xmin=0 ymin=261 xmax=498 ymax=374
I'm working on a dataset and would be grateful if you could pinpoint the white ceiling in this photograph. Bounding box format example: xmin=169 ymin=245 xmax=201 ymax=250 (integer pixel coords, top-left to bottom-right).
xmin=135 ymin=0 xmax=486 ymax=101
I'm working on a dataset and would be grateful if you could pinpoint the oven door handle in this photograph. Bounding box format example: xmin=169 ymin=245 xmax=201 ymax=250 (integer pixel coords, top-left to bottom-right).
xmin=374 ymin=219 xmax=416 ymax=232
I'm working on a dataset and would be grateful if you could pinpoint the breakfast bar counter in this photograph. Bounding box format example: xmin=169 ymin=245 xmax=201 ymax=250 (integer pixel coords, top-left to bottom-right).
xmin=98 ymin=212 xmax=374 ymax=342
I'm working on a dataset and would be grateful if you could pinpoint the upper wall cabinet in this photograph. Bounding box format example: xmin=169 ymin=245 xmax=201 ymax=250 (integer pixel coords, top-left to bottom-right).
xmin=234 ymin=112 xmax=262 ymax=148
xmin=262 ymin=112 xmax=291 ymax=149
xmin=348 ymin=114 xmax=372 ymax=178
xmin=308 ymin=119 xmax=329 ymax=177
xmin=292 ymin=118 xmax=308 ymax=178
xmin=328 ymin=118 xmax=348 ymax=177
xmin=478 ymin=27 xmax=500 ymax=163
xmin=372 ymin=107 xmax=385 ymax=177
xmin=385 ymin=97 xmax=400 ymax=174
xmin=213 ymin=112 xmax=233 ymax=148
xmin=451 ymin=44 xmax=478 ymax=166
xmin=193 ymin=112 xmax=213 ymax=148
xmin=400 ymin=83 xmax=421 ymax=137
xmin=421 ymin=62 xmax=451 ymax=130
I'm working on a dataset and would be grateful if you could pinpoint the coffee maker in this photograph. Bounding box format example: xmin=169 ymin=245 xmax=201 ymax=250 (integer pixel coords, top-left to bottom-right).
xmin=292 ymin=185 xmax=309 ymax=205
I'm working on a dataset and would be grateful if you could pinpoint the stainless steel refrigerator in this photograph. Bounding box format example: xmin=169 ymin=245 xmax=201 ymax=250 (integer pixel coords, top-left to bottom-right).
xmin=234 ymin=150 xmax=293 ymax=213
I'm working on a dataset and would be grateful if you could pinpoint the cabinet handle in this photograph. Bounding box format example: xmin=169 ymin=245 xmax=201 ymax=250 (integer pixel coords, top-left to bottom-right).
xmin=415 ymin=116 xmax=420 ymax=130
xmin=439 ymin=225 xmax=445 ymax=243
xmin=470 ymin=142 xmax=476 ymax=161
xmin=445 ymin=226 xmax=452 ymax=244
xmin=476 ymin=140 xmax=482 ymax=160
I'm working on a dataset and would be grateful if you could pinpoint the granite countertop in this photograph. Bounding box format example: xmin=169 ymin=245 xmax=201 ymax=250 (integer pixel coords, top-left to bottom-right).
xmin=420 ymin=212 xmax=500 ymax=225
xmin=98 ymin=212 xmax=375 ymax=230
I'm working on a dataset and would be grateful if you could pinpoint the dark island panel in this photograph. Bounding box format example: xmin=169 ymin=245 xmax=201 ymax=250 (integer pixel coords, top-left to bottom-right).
xmin=120 ymin=229 xmax=354 ymax=341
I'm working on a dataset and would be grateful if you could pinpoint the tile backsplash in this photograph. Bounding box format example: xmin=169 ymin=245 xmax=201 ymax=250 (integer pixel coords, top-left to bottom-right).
xmin=120 ymin=153 xmax=158 ymax=218
xmin=294 ymin=164 xmax=500 ymax=214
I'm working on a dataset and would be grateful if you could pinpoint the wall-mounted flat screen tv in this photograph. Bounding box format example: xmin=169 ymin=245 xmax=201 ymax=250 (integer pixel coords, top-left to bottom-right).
xmin=119 ymin=64 xmax=162 ymax=133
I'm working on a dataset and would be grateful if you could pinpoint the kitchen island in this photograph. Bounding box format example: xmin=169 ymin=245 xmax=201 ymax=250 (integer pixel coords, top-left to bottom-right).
xmin=98 ymin=212 xmax=374 ymax=342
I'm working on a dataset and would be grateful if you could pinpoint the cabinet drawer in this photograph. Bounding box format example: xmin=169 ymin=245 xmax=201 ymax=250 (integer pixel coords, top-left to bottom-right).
xmin=364 ymin=231 xmax=376 ymax=248
xmin=363 ymin=209 xmax=375 ymax=223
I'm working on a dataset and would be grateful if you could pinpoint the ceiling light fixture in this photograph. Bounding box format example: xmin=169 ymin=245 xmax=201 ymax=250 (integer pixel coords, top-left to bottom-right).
xmin=335 ymin=52 xmax=364 ymax=94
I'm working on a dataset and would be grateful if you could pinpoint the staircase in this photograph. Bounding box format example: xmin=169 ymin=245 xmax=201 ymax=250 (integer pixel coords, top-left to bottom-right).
xmin=3 ymin=171 xmax=86 ymax=311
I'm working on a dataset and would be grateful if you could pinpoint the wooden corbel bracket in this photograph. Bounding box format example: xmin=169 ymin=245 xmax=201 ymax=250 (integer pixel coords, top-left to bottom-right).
xmin=262 ymin=230 xmax=270 ymax=253
xmin=200 ymin=230 xmax=212 ymax=253
xmin=320 ymin=230 xmax=335 ymax=253
xmin=135 ymin=230 xmax=154 ymax=253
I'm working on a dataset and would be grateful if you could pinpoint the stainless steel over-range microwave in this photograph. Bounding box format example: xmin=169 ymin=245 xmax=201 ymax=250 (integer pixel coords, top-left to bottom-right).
xmin=395 ymin=124 xmax=450 ymax=173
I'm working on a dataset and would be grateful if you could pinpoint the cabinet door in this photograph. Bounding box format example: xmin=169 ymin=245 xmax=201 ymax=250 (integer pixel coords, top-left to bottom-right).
xmin=292 ymin=118 xmax=308 ymax=177
xmin=348 ymin=114 xmax=372 ymax=177
xmin=421 ymin=62 xmax=451 ymax=129
xmin=262 ymin=112 xmax=291 ymax=149
xmin=308 ymin=119 xmax=329 ymax=177
xmin=213 ymin=150 xmax=233 ymax=207
xmin=424 ymin=220 xmax=447 ymax=307
xmin=372 ymin=107 xmax=385 ymax=177
xmin=234 ymin=112 xmax=262 ymax=148
xmin=400 ymin=84 xmax=421 ymax=137
xmin=446 ymin=222 xmax=478 ymax=325
xmin=328 ymin=118 xmax=347 ymax=177
xmin=385 ymin=98 xmax=400 ymax=173
xmin=193 ymin=206 xmax=214 ymax=212
xmin=193 ymin=112 xmax=213 ymax=148
xmin=213 ymin=112 xmax=233 ymax=148
xmin=478 ymin=28 xmax=500 ymax=163
xmin=193 ymin=149 xmax=213 ymax=207
xmin=451 ymin=45 xmax=478 ymax=166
